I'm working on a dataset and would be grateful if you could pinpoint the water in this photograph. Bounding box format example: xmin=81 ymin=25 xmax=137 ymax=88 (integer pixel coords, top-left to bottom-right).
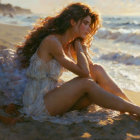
xmin=0 ymin=14 xmax=139 ymax=92
xmin=93 ymin=16 xmax=140 ymax=92
xmin=0 ymin=14 xmax=139 ymax=124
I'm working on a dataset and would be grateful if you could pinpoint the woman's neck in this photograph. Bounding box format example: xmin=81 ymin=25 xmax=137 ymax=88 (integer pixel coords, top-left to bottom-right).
xmin=56 ymin=28 xmax=77 ymax=49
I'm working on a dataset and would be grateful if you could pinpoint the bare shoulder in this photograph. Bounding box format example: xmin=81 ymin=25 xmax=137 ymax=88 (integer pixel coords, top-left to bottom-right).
xmin=43 ymin=35 xmax=64 ymax=57
xmin=39 ymin=36 xmax=89 ymax=77
xmin=43 ymin=35 xmax=62 ymax=48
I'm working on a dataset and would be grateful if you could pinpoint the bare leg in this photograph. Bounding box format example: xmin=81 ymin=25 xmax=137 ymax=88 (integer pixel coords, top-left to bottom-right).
xmin=44 ymin=77 xmax=140 ymax=116
xmin=69 ymin=93 xmax=92 ymax=111
xmin=89 ymin=64 xmax=132 ymax=102
xmin=86 ymin=79 xmax=138 ymax=114
xmin=71 ymin=63 xmax=133 ymax=113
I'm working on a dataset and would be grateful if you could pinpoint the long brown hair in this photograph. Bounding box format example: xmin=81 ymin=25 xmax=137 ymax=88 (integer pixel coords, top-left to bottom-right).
xmin=16 ymin=2 xmax=102 ymax=68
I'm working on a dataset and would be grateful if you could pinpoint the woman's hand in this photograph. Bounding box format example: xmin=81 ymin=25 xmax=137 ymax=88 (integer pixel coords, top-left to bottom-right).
xmin=74 ymin=39 xmax=84 ymax=52
xmin=82 ymin=45 xmax=93 ymax=65
xmin=82 ymin=44 xmax=88 ymax=55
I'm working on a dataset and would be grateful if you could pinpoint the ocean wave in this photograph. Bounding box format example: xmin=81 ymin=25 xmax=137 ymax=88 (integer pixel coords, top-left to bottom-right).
xmin=103 ymin=16 xmax=140 ymax=25
xmin=100 ymin=52 xmax=140 ymax=65
xmin=117 ymin=21 xmax=140 ymax=26
xmin=104 ymin=19 xmax=140 ymax=26
xmin=96 ymin=28 xmax=140 ymax=45
xmin=0 ymin=14 xmax=40 ymax=26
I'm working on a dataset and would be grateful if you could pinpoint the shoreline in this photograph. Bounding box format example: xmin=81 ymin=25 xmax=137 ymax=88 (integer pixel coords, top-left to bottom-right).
xmin=0 ymin=22 xmax=31 ymax=27
xmin=0 ymin=23 xmax=30 ymax=48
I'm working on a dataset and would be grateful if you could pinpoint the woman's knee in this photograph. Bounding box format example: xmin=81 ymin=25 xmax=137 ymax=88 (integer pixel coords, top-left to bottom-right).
xmin=92 ymin=64 xmax=104 ymax=72
xmin=92 ymin=64 xmax=105 ymax=76
xmin=79 ymin=77 xmax=96 ymax=90
xmin=71 ymin=76 xmax=96 ymax=91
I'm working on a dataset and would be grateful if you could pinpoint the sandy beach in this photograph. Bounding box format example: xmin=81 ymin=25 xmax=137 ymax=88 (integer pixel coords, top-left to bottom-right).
xmin=0 ymin=23 xmax=30 ymax=48
xmin=0 ymin=23 xmax=140 ymax=140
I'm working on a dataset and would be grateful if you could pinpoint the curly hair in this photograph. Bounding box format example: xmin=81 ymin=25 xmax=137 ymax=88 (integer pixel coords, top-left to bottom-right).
xmin=16 ymin=2 xmax=102 ymax=68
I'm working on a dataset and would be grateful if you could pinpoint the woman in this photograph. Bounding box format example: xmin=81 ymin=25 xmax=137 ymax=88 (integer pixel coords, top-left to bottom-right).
xmin=16 ymin=2 xmax=140 ymax=122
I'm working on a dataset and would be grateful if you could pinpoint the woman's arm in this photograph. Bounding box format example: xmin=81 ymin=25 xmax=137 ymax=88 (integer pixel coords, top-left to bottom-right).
xmin=74 ymin=40 xmax=91 ymax=77
xmin=47 ymin=36 xmax=90 ymax=77
xmin=81 ymin=45 xmax=94 ymax=74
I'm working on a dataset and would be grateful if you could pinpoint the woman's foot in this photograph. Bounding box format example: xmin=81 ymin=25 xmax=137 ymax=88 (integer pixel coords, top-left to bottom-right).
xmin=129 ymin=105 xmax=140 ymax=120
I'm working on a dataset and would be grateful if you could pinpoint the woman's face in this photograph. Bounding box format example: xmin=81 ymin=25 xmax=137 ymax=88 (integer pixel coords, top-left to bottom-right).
xmin=78 ymin=15 xmax=92 ymax=39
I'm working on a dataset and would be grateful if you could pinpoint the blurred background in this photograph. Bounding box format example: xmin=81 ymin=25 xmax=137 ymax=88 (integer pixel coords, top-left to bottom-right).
xmin=1 ymin=0 xmax=140 ymax=15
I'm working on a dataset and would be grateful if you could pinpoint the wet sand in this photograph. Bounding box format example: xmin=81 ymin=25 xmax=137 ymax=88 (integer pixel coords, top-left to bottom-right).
xmin=0 ymin=23 xmax=30 ymax=48
xmin=0 ymin=23 xmax=140 ymax=140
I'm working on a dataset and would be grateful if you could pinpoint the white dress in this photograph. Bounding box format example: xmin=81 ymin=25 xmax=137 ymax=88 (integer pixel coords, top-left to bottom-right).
xmin=21 ymin=49 xmax=71 ymax=122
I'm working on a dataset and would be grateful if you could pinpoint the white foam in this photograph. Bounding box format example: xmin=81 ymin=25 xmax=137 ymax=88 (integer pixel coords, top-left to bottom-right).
xmin=96 ymin=28 xmax=140 ymax=45
xmin=100 ymin=52 xmax=140 ymax=66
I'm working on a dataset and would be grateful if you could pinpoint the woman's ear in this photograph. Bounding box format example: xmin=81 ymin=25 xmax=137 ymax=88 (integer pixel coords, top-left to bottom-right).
xmin=70 ymin=19 xmax=76 ymax=26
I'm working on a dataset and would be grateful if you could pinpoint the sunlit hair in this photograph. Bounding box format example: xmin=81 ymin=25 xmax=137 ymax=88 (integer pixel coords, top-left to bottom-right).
xmin=16 ymin=2 xmax=102 ymax=68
